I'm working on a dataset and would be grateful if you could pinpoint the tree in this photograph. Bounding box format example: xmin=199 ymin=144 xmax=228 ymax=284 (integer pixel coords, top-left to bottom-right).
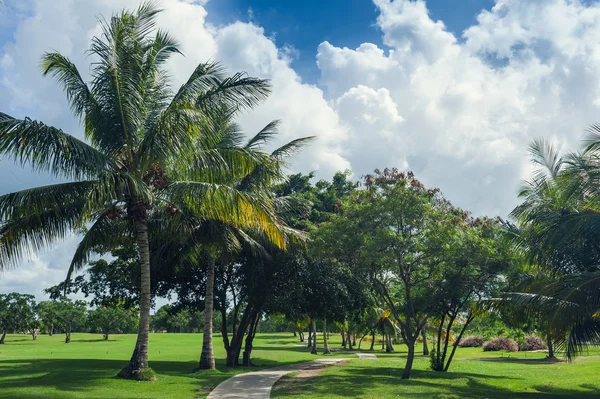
xmin=324 ymin=169 xmax=456 ymax=379
xmin=88 ymin=305 xmax=138 ymax=340
xmin=429 ymin=219 xmax=510 ymax=372
xmin=1 ymin=293 xmax=37 ymax=341
xmin=55 ymin=298 xmax=87 ymax=343
xmin=0 ymin=294 xmax=8 ymax=343
xmin=0 ymin=2 xmax=282 ymax=380
xmin=499 ymin=138 xmax=600 ymax=360
xmin=36 ymin=301 xmax=60 ymax=336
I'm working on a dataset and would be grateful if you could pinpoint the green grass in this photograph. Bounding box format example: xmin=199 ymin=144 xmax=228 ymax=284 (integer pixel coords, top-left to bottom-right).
xmin=272 ymin=343 xmax=600 ymax=399
xmin=0 ymin=332 xmax=346 ymax=399
xmin=2 ymin=333 xmax=600 ymax=398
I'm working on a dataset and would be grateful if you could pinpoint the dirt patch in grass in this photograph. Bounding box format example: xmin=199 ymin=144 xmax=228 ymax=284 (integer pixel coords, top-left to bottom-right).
xmin=272 ymin=359 xmax=350 ymax=394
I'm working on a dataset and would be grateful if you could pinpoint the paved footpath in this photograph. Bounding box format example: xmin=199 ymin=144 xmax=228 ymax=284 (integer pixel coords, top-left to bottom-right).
xmin=206 ymin=358 xmax=346 ymax=399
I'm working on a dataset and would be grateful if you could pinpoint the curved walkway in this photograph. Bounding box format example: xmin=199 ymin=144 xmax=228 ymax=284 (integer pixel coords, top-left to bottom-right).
xmin=206 ymin=358 xmax=346 ymax=399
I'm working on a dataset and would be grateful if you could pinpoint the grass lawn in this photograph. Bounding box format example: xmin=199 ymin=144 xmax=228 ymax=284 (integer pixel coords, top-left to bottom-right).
xmin=272 ymin=343 xmax=600 ymax=399
xmin=2 ymin=333 xmax=600 ymax=398
xmin=0 ymin=332 xmax=346 ymax=399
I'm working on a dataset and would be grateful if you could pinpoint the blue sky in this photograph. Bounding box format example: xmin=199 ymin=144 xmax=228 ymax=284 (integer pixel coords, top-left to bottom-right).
xmin=206 ymin=0 xmax=495 ymax=83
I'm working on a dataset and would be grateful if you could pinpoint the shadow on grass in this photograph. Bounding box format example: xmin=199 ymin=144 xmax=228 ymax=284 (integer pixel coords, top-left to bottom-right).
xmin=274 ymin=362 xmax=600 ymax=399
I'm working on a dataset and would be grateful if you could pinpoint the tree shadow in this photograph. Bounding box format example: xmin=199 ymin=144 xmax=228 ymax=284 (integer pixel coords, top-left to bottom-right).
xmin=273 ymin=361 xmax=600 ymax=399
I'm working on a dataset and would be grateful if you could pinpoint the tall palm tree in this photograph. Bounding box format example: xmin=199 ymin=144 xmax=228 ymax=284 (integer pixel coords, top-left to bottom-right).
xmin=0 ymin=3 xmax=281 ymax=380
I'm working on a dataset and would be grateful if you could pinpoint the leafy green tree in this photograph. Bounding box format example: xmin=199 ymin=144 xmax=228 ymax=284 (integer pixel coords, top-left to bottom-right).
xmin=88 ymin=305 xmax=138 ymax=340
xmin=429 ymin=218 xmax=511 ymax=372
xmin=55 ymin=298 xmax=87 ymax=344
xmin=0 ymin=294 xmax=8 ymax=343
xmin=324 ymin=169 xmax=456 ymax=379
xmin=1 ymin=293 xmax=37 ymax=341
xmin=0 ymin=3 xmax=284 ymax=379
xmin=36 ymin=301 xmax=60 ymax=336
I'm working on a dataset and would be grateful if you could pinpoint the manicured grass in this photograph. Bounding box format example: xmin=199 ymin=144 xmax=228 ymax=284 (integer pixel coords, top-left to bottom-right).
xmin=272 ymin=343 xmax=600 ymax=399
xmin=0 ymin=332 xmax=347 ymax=399
xmin=3 ymin=333 xmax=600 ymax=398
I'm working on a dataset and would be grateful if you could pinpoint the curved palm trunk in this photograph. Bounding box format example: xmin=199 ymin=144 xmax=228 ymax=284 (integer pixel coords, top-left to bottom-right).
xmin=369 ymin=330 xmax=375 ymax=351
xmin=119 ymin=219 xmax=152 ymax=379
xmin=199 ymin=257 xmax=216 ymax=370
xmin=322 ymin=318 xmax=331 ymax=355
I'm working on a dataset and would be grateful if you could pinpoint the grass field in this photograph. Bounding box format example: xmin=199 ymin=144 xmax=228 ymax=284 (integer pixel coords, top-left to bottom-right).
xmin=0 ymin=332 xmax=345 ymax=399
xmin=272 ymin=343 xmax=600 ymax=399
xmin=1 ymin=333 xmax=599 ymax=398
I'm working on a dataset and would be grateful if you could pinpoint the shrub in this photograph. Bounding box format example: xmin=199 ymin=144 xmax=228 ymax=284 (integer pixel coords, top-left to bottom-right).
xmin=457 ymin=336 xmax=484 ymax=348
xmin=482 ymin=337 xmax=519 ymax=352
xmin=520 ymin=335 xmax=547 ymax=351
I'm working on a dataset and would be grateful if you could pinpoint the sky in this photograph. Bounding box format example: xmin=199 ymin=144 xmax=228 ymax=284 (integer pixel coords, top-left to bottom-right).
xmin=2 ymin=0 xmax=600 ymax=302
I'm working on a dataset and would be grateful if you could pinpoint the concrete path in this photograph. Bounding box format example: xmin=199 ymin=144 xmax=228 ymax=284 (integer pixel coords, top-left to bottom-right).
xmin=206 ymin=358 xmax=346 ymax=399
xmin=356 ymin=353 xmax=377 ymax=359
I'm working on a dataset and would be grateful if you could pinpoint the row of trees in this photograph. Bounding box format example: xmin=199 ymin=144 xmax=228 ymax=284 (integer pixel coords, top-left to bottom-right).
xmin=0 ymin=294 xmax=137 ymax=343
xmin=1 ymin=0 xmax=598 ymax=384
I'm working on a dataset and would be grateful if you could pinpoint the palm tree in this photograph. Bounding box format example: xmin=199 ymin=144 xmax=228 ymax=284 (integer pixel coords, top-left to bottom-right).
xmin=139 ymin=108 xmax=311 ymax=369
xmin=501 ymin=138 xmax=600 ymax=360
xmin=0 ymin=3 xmax=279 ymax=380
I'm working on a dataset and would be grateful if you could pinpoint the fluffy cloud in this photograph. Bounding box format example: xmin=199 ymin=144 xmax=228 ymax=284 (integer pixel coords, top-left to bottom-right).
xmin=3 ymin=0 xmax=600 ymax=295
xmin=318 ymin=0 xmax=600 ymax=216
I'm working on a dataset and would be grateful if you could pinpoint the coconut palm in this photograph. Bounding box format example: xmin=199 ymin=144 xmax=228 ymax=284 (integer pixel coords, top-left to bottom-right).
xmin=0 ymin=3 xmax=281 ymax=379
xmin=501 ymin=138 xmax=600 ymax=360
xmin=134 ymin=108 xmax=311 ymax=369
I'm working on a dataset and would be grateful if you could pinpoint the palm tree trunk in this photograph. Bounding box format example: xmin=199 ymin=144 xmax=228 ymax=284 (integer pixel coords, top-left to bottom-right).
xmin=370 ymin=330 xmax=375 ymax=351
xmin=322 ymin=318 xmax=331 ymax=354
xmin=422 ymin=329 xmax=429 ymax=356
xmin=307 ymin=321 xmax=313 ymax=348
xmin=199 ymin=256 xmax=216 ymax=370
xmin=547 ymin=334 xmax=555 ymax=359
xmin=119 ymin=219 xmax=152 ymax=379
xmin=0 ymin=329 xmax=6 ymax=344
xmin=311 ymin=319 xmax=318 ymax=355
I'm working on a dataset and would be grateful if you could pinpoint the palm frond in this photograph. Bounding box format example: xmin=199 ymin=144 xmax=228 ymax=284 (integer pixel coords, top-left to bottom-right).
xmin=245 ymin=120 xmax=280 ymax=150
xmin=0 ymin=113 xmax=112 ymax=179
xmin=271 ymin=136 xmax=315 ymax=160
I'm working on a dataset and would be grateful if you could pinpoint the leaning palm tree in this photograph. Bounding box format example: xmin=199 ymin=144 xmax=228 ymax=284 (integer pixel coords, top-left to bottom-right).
xmin=0 ymin=3 xmax=279 ymax=380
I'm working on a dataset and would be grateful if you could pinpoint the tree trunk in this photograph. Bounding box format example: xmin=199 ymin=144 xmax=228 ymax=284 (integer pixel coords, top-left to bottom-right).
xmin=369 ymin=330 xmax=375 ymax=351
xmin=385 ymin=334 xmax=393 ymax=353
xmin=48 ymin=325 xmax=53 ymax=337
xmin=199 ymin=257 xmax=216 ymax=370
xmin=402 ymin=340 xmax=415 ymax=379
xmin=322 ymin=318 xmax=331 ymax=354
xmin=65 ymin=329 xmax=71 ymax=344
xmin=104 ymin=333 xmax=109 ymax=341
xmin=307 ymin=321 xmax=313 ymax=348
xmin=311 ymin=319 xmax=318 ymax=355
xmin=299 ymin=331 xmax=304 ymax=343
xmin=352 ymin=334 xmax=357 ymax=347
xmin=547 ymin=334 xmax=555 ymax=359
xmin=341 ymin=330 xmax=346 ymax=348
xmin=0 ymin=329 xmax=6 ymax=344
xmin=422 ymin=329 xmax=429 ymax=356
xmin=119 ymin=219 xmax=152 ymax=379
